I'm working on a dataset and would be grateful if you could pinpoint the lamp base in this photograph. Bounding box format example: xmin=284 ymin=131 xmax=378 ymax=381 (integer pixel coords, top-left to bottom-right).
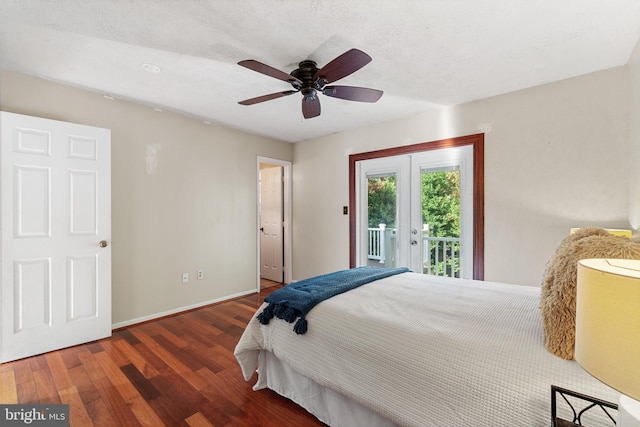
xmin=619 ymin=395 xmax=640 ymax=427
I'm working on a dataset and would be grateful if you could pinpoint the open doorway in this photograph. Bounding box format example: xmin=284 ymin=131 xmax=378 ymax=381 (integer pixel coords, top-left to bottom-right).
xmin=257 ymin=157 xmax=292 ymax=291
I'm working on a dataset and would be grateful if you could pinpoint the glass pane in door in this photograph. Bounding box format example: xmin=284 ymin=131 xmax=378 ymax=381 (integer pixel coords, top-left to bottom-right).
xmin=420 ymin=166 xmax=461 ymax=277
xmin=367 ymin=174 xmax=397 ymax=268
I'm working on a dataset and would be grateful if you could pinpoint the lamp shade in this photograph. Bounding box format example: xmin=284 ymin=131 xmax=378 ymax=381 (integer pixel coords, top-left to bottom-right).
xmin=575 ymin=259 xmax=640 ymax=401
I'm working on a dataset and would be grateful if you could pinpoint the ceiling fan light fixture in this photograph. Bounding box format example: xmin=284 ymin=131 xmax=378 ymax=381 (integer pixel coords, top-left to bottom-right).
xmin=237 ymin=48 xmax=382 ymax=118
xmin=302 ymin=88 xmax=317 ymax=102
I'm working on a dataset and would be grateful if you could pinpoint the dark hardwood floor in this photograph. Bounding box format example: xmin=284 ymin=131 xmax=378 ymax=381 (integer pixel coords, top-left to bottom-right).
xmin=0 ymin=286 xmax=327 ymax=426
xmin=260 ymin=278 xmax=281 ymax=289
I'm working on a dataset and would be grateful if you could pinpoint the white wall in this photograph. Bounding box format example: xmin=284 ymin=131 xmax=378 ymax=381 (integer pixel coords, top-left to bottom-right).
xmin=628 ymin=38 xmax=640 ymax=231
xmin=0 ymin=70 xmax=293 ymax=325
xmin=293 ymin=66 xmax=632 ymax=286
xmin=3 ymin=53 xmax=637 ymax=324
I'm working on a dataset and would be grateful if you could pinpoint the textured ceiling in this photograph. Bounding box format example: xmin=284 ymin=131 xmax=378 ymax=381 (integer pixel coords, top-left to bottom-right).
xmin=1 ymin=1 xmax=639 ymax=142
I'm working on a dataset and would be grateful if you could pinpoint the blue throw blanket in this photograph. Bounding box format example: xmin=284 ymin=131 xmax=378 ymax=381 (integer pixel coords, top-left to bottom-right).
xmin=257 ymin=266 xmax=410 ymax=334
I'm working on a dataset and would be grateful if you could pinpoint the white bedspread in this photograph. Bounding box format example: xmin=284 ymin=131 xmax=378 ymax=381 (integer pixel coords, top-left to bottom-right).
xmin=235 ymin=273 xmax=620 ymax=426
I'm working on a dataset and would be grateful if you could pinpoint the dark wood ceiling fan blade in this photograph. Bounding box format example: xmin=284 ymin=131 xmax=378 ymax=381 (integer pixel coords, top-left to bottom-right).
xmin=238 ymin=90 xmax=298 ymax=105
xmin=238 ymin=60 xmax=302 ymax=85
xmin=302 ymin=97 xmax=321 ymax=119
xmin=323 ymin=86 xmax=383 ymax=102
xmin=313 ymin=49 xmax=372 ymax=84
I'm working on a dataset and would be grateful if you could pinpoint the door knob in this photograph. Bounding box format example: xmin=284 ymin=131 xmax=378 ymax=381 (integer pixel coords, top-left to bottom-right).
xmin=411 ymin=240 xmax=418 ymax=246
xmin=99 ymin=240 xmax=108 ymax=248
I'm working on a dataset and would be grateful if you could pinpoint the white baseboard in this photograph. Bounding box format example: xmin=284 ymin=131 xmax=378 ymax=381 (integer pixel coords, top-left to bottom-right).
xmin=111 ymin=289 xmax=258 ymax=329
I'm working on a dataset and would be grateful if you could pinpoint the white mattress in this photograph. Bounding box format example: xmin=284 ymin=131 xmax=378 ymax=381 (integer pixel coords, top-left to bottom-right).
xmin=235 ymin=273 xmax=620 ymax=426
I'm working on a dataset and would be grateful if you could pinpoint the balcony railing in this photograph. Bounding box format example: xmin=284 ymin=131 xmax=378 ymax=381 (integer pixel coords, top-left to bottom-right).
xmin=422 ymin=236 xmax=460 ymax=277
xmin=367 ymin=226 xmax=460 ymax=278
xmin=368 ymin=224 xmax=387 ymax=262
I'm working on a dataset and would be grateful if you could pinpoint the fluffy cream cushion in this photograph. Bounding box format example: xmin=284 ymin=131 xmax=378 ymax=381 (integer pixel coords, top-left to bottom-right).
xmin=540 ymin=228 xmax=640 ymax=360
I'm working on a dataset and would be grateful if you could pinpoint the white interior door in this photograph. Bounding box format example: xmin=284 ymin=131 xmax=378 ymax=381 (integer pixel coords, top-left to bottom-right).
xmin=260 ymin=166 xmax=283 ymax=282
xmin=1 ymin=111 xmax=111 ymax=363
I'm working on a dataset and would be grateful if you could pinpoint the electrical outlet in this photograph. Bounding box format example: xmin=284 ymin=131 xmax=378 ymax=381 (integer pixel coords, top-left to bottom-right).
xmin=182 ymin=272 xmax=189 ymax=283
xmin=197 ymin=269 xmax=204 ymax=280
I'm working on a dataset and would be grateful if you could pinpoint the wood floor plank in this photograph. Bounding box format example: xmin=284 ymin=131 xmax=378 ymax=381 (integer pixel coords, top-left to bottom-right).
xmin=59 ymin=344 xmax=84 ymax=370
xmin=127 ymin=330 xmax=209 ymax=391
xmin=89 ymin=375 xmax=142 ymax=427
xmin=141 ymin=394 xmax=187 ymax=427
xmin=2 ymin=287 xmax=326 ymax=426
xmin=147 ymin=372 xmax=210 ymax=425
xmin=130 ymin=341 xmax=171 ymax=373
xmin=151 ymin=320 xmax=190 ymax=349
xmin=197 ymin=367 xmax=252 ymax=410
xmin=10 ymin=358 xmax=34 ymax=386
xmin=59 ymin=385 xmax=94 ymax=427
xmin=180 ymin=330 xmax=220 ymax=350
xmin=75 ymin=348 xmax=143 ymax=426
xmin=217 ymin=301 xmax=257 ymax=321
xmin=99 ymin=338 xmax=131 ymax=368
xmin=33 ymin=365 xmax=62 ymax=404
xmin=86 ymin=341 xmax=106 ymax=354
xmin=0 ymin=366 xmax=18 ymax=403
xmin=77 ymin=348 xmax=108 ymax=383
xmin=120 ymin=363 xmax=161 ymax=401
xmin=117 ymin=328 xmax=142 ymax=346
xmin=160 ymin=315 xmax=221 ymax=347
xmin=16 ymin=379 xmax=38 ymax=404
xmin=45 ymin=351 xmax=74 ymax=392
xmin=67 ymin=362 xmax=102 ymax=405
xmin=94 ymin=351 xmax=166 ymax=427
xmin=191 ymin=310 xmax=229 ymax=336
xmin=28 ymin=354 xmax=48 ymax=371
xmin=111 ymin=338 xmax=160 ymax=379
xmin=185 ymin=411 xmax=215 ymax=427
xmin=183 ymin=339 xmax=227 ymax=374
xmin=197 ymin=393 xmax=242 ymax=426
xmin=84 ymin=396 xmax=123 ymax=427
xmin=151 ymin=334 xmax=207 ymax=372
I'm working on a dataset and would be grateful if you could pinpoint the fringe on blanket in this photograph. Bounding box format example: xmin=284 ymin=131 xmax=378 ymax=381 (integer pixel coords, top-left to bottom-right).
xmin=258 ymin=302 xmax=308 ymax=335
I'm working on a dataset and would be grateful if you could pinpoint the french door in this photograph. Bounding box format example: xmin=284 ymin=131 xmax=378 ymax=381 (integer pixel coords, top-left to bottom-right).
xmin=355 ymin=145 xmax=474 ymax=279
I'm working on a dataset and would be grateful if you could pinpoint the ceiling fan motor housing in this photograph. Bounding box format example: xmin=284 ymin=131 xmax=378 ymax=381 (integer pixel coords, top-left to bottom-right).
xmin=290 ymin=60 xmax=326 ymax=91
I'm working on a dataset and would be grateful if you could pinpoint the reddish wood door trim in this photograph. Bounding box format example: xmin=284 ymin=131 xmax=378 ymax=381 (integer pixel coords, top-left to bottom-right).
xmin=348 ymin=133 xmax=484 ymax=280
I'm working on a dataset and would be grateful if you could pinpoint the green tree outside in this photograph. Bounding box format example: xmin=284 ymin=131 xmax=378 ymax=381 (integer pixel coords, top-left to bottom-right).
xmin=367 ymin=169 xmax=461 ymax=276
xmin=421 ymin=169 xmax=460 ymax=238
xmin=367 ymin=176 xmax=396 ymax=227
xmin=421 ymin=169 xmax=460 ymax=276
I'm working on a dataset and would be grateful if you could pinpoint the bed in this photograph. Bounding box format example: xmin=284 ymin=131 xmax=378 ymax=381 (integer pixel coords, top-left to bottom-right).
xmin=234 ymin=271 xmax=620 ymax=426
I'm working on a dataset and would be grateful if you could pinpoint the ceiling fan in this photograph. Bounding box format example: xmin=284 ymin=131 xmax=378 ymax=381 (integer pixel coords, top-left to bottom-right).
xmin=237 ymin=48 xmax=383 ymax=119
